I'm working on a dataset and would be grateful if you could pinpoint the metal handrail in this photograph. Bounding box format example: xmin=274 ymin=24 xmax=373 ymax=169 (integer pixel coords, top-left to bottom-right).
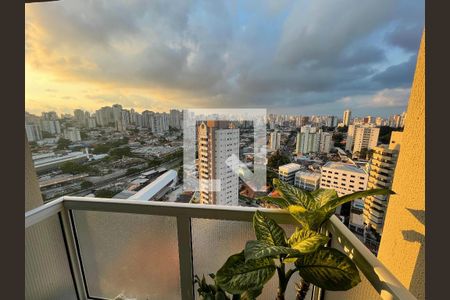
xmin=25 ymin=196 xmax=417 ymax=300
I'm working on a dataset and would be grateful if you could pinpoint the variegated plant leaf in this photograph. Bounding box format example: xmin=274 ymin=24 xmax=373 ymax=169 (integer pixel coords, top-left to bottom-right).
xmin=273 ymin=178 xmax=315 ymax=209
xmin=244 ymin=240 xmax=301 ymax=261
xmin=253 ymin=211 xmax=287 ymax=246
xmin=216 ymin=251 xmax=276 ymax=294
xmin=288 ymin=228 xmax=329 ymax=254
xmin=295 ymin=248 xmax=361 ymax=291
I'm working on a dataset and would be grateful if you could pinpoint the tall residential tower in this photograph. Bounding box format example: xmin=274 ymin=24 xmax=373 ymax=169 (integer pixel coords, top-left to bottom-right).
xmin=197 ymin=121 xmax=240 ymax=206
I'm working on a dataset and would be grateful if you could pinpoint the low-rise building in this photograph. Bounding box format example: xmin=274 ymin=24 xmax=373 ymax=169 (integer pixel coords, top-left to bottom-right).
xmin=294 ymin=171 xmax=321 ymax=191
xmin=278 ymin=163 xmax=302 ymax=184
xmin=320 ymin=161 xmax=368 ymax=234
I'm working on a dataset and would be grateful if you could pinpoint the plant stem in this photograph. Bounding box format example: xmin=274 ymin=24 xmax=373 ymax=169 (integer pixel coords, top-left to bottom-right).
xmin=296 ymin=279 xmax=310 ymax=300
xmin=276 ymin=265 xmax=286 ymax=300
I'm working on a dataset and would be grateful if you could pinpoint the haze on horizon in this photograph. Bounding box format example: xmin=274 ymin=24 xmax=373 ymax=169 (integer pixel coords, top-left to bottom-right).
xmin=25 ymin=0 xmax=424 ymax=118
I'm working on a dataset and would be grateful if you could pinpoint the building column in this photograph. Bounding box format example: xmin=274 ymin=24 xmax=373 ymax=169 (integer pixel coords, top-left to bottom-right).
xmin=377 ymin=31 xmax=425 ymax=299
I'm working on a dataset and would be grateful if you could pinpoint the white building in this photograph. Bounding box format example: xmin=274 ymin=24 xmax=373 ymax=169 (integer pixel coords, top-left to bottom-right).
xmin=346 ymin=124 xmax=380 ymax=154
xmin=363 ymin=132 xmax=402 ymax=236
xmin=296 ymin=125 xmax=320 ymax=154
xmin=128 ymin=170 xmax=178 ymax=201
xmin=278 ymin=163 xmax=302 ymax=184
xmin=343 ymin=109 xmax=352 ymax=126
xmin=294 ymin=171 xmax=321 ymax=191
xmin=197 ymin=121 xmax=240 ymax=206
xmin=269 ymin=131 xmax=281 ymax=151
xmin=64 ymin=127 xmax=81 ymax=142
xmin=319 ymin=132 xmax=333 ymax=153
xmin=320 ymin=161 xmax=368 ymax=234
xmin=25 ymin=124 xmax=42 ymax=142
xmin=40 ymin=120 xmax=61 ymax=135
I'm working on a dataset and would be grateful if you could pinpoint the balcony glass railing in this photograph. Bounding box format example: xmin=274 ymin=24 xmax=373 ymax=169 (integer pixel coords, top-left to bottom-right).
xmin=25 ymin=196 xmax=417 ymax=300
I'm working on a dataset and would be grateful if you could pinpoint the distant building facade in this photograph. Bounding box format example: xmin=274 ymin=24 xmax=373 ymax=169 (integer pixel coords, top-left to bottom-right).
xmin=294 ymin=171 xmax=320 ymax=191
xmin=346 ymin=124 xmax=380 ymax=154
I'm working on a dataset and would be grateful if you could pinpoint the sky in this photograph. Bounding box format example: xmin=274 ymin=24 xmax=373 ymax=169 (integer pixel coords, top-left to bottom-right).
xmin=25 ymin=0 xmax=424 ymax=118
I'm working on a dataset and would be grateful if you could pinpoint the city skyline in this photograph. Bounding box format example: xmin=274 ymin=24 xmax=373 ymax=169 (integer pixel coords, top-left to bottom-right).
xmin=25 ymin=103 xmax=406 ymax=121
xmin=26 ymin=0 xmax=423 ymax=118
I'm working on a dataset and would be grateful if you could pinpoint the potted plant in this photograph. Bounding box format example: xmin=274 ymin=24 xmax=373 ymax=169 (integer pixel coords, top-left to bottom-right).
xmin=195 ymin=178 xmax=393 ymax=299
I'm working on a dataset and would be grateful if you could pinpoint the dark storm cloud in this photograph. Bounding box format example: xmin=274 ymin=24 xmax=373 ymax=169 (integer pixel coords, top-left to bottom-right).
xmin=385 ymin=24 xmax=424 ymax=52
xmin=26 ymin=0 xmax=424 ymax=114
xmin=372 ymin=55 xmax=417 ymax=88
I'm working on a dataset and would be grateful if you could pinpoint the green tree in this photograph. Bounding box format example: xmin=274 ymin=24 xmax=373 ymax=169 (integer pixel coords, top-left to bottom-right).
xmin=126 ymin=167 xmax=142 ymax=175
xmin=42 ymin=131 xmax=54 ymax=138
xmin=93 ymin=144 xmax=111 ymax=154
xmin=109 ymin=146 xmax=131 ymax=158
xmin=333 ymin=132 xmax=344 ymax=147
xmin=60 ymin=161 xmax=89 ymax=174
xmin=56 ymin=138 xmax=71 ymax=150
xmin=80 ymin=180 xmax=93 ymax=189
xmin=267 ymin=151 xmax=290 ymax=169
xmin=94 ymin=189 xmax=118 ymax=198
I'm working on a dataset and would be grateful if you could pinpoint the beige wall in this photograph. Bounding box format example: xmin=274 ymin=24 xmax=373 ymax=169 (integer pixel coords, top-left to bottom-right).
xmin=25 ymin=135 xmax=44 ymax=212
xmin=377 ymin=32 xmax=425 ymax=299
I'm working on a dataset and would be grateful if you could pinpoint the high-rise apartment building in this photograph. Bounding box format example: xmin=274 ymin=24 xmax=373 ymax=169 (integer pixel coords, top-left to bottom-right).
xmin=112 ymin=104 xmax=123 ymax=123
xmin=73 ymin=109 xmax=87 ymax=127
xmin=64 ymin=127 xmax=81 ymax=142
xmin=363 ymin=132 xmax=402 ymax=240
xmin=388 ymin=114 xmax=402 ymax=128
xmin=169 ymin=109 xmax=183 ymax=129
xmin=25 ymin=124 xmax=42 ymax=142
xmin=346 ymin=124 xmax=380 ymax=153
xmin=96 ymin=106 xmax=114 ymax=127
xmin=375 ymin=117 xmax=384 ymax=126
xmin=40 ymin=120 xmax=61 ymax=135
xmin=41 ymin=111 xmax=58 ymax=121
xmin=319 ymin=132 xmax=333 ymax=153
xmin=269 ymin=131 xmax=281 ymax=151
xmin=197 ymin=121 xmax=240 ymax=206
xmin=325 ymin=116 xmax=338 ymax=127
xmin=343 ymin=109 xmax=352 ymax=126
xmin=296 ymin=125 xmax=320 ymax=154
xmin=364 ymin=116 xmax=373 ymax=124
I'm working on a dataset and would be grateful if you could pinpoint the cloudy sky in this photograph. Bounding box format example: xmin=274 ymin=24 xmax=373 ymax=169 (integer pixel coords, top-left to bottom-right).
xmin=25 ymin=0 xmax=424 ymax=118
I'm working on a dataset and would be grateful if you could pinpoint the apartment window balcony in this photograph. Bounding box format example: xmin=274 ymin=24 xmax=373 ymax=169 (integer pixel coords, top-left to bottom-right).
xmin=25 ymin=197 xmax=417 ymax=300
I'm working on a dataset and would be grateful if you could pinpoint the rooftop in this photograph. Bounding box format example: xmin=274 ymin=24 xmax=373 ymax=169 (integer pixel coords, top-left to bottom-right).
xmin=322 ymin=161 xmax=366 ymax=174
xmin=278 ymin=163 xmax=302 ymax=172
xmin=295 ymin=170 xmax=321 ymax=180
xmin=128 ymin=170 xmax=177 ymax=201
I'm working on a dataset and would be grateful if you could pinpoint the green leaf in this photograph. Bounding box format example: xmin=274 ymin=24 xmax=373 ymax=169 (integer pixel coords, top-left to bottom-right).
xmin=311 ymin=188 xmax=338 ymax=207
xmin=258 ymin=196 xmax=290 ymax=208
xmin=240 ymin=287 xmax=263 ymax=300
xmin=320 ymin=189 xmax=394 ymax=213
xmin=216 ymin=251 xmax=276 ymax=294
xmin=244 ymin=240 xmax=301 ymax=261
xmin=288 ymin=228 xmax=330 ymax=254
xmin=253 ymin=211 xmax=287 ymax=246
xmin=287 ymin=205 xmax=328 ymax=231
xmin=273 ymin=178 xmax=315 ymax=209
xmin=295 ymin=248 xmax=361 ymax=291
